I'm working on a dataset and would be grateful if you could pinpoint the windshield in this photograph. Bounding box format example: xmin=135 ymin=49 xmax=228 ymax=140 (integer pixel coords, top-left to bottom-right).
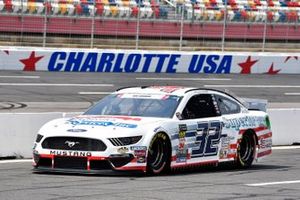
xmin=84 ymin=93 xmax=182 ymax=118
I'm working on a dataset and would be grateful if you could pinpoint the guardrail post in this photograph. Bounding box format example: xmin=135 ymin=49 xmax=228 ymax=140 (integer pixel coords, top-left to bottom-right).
xmin=179 ymin=4 xmax=184 ymax=51
xmin=221 ymin=0 xmax=227 ymax=52
xmin=90 ymin=0 xmax=96 ymax=48
xmin=135 ymin=0 xmax=141 ymax=50
xmin=262 ymin=5 xmax=268 ymax=52
xmin=42 ymin=0 xmax=48 ymax=47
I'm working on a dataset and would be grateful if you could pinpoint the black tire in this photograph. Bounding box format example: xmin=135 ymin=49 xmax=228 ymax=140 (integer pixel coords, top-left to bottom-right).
xmin=147 ymin=133 xmax=171 ymax=175
xmin=237 ymin=132 xmax=257 ymax=168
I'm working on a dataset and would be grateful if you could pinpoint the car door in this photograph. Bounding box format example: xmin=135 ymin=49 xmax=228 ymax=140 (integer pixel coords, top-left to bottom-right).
xmin=177 ymin=93 xmax=223 ymax=163
xmin=214 ymin=94 xmax=244 ymax=160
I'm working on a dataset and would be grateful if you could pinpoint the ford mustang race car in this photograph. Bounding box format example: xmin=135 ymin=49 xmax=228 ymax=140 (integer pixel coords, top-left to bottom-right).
xmin=33 ymin=86 xmax=272 ymax=175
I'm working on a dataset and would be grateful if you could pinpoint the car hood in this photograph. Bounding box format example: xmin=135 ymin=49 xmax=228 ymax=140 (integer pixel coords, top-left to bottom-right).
xmin=39 ymin=115 xmax=168 ymax=138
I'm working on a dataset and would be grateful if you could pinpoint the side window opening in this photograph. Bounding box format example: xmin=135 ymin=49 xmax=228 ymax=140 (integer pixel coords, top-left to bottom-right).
xmin=216 ymin=95 xmax=241 ymax=115
xmin=182 ymin=94 xmax=218 ymax=120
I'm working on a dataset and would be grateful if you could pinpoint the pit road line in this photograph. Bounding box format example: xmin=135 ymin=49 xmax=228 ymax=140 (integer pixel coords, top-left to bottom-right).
xmin=0 ymin=76 xmax=40 ymax=79
xmin=0 ymin=159 xmax=32 ymax=164
xmin=271 ymin=146 xmax=300 ymax=150
xmin=285 ymin=93 xmax=300 ymax=96
xmin=204 ymin=85 xmax=300 ymax=88
xmin=246 ymin=180 xmax=300 ymax=187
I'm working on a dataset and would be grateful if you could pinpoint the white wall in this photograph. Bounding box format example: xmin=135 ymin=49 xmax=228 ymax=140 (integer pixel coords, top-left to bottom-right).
xmin=0 ymin=112 xmax=79 ymax=158
xmin=1 ymin=47 xmax=300 ymax=74
xmin=268 ymin=109 xmax=300 ymax=145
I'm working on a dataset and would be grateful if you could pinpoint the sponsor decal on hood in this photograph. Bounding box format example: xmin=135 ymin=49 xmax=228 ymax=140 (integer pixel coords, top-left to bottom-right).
xmin=67 ymin=118 xmax=138 ymax=129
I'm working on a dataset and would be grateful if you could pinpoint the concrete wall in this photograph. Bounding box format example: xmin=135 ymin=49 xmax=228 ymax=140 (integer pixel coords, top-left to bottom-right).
xmin=268 ymin=109 xmax=300 ymax=145
xmin=0 ymin=112 xmax=79 ymax=158
xmin=0 ymin=110 xmax=299 ymax=158
xmin=1 ymin=47 xmax=300 ymax=74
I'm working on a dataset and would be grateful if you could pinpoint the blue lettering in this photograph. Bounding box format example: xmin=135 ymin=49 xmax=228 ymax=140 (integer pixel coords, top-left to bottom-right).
xmin=65 ymin=52 xmax=84 ymax=72
xmin=48 ymin=52 xmax=66 ymax=71
xmin=204 ymin=55 xmax=219 ymax=73
xmin=48 ymin=52 xmax=231 ymax=74
xmin=166 ymin=54 xmax=180 ymax=73
xmin=142 ymin=54 xmax=156 ymax=73
xmin=155 ymin=54 xmax=170 ymax=73
xmin=97 ymin=53 xmax=115 ymax=72
xmin=68 ymin=120 xmax=137 ymax=128
xmin=216 ymin=55 xmax=232 ymax=74
xmin=80 ymin=53 xmax=97 ymax=72
xmin=113 ymin=53 xmax=124 ymax=72
xmin=188 ymin=55 xmax=205 ymax=73
xmin=125 ymin=54 xmax=141 ymax=72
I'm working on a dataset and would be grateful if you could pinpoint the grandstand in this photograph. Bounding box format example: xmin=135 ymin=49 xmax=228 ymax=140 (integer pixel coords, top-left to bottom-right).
xmin=0 ymin=0 xmax=299 ymax=51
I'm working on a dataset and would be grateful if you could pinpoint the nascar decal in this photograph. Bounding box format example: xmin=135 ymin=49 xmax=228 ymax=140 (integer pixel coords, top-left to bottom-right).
xmin=67 ymin=118 xmax=137 ymax=128
xmin=176 ymin=127 xmax=188 ymax=163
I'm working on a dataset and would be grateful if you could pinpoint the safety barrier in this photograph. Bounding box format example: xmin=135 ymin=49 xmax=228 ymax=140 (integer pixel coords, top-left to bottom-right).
xmin=0 ymin=112 xmax=80 ymax=158
xmin=0 ymin=109 xmax=299 ymax=158
xmin=1 ymin=47 xmax=300 ymax=74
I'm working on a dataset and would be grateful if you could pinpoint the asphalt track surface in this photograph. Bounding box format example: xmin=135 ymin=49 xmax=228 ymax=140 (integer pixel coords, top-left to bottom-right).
xmin=1 ymin=71 xmax=300 ymax=112
xmin=0 ymin=148 xmax=300 ymax=200
xmin=1 ymin=71 xmax=300 ymax=200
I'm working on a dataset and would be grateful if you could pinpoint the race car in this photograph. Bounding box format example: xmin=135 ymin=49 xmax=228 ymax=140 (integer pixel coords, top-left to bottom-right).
xmin=32 ymin=86 xmax=272 ymax=175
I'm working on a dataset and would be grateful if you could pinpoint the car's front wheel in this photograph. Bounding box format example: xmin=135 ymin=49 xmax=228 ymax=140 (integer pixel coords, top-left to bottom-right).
xmin=147 ymin=133 xmax=171 ymax=175
xmin=237 ymin=131 xmax=257 ymax=168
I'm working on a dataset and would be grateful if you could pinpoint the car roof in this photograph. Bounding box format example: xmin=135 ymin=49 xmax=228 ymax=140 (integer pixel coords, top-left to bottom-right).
xmin=116 ymin=86 xmax=193 ymax=96
xmin=116 ymin=86 xmax=226 ymax=96
xmin=115 ymin=86 xmax=244 ymax=105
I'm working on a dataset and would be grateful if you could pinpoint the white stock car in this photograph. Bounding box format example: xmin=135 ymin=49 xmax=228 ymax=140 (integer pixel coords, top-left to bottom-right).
xmin=33 ymin=86 xmax=272 ymax=175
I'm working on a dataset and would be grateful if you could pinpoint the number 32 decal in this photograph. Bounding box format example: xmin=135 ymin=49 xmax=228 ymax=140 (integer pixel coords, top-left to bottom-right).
xmin=192 ymin=121 xmax=222 ymax=158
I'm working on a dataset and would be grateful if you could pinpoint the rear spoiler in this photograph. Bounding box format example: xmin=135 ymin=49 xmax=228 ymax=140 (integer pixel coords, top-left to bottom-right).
xmin=241 ymin=98 xmax=268 ymax=112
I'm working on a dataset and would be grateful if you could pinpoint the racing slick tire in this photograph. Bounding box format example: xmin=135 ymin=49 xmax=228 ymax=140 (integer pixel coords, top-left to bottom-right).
xmin=147 ymin=133 xmax=171 ymax=175
xmin=236 ymin=131 xmax=257 ymax=168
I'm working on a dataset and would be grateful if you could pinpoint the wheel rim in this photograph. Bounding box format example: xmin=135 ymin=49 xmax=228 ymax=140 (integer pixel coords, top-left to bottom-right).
xmin=239 ymin=134 xmax=254 ymax=164
xmin=149 ymin=139 xmax=165 ymax=169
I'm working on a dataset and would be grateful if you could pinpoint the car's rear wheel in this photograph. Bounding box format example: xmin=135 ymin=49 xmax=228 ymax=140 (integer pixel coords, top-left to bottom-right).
xmin=237 ymin=131 xmax=257 ymax=168
xmin=147 ymin=133 xmax=171 ymax=175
